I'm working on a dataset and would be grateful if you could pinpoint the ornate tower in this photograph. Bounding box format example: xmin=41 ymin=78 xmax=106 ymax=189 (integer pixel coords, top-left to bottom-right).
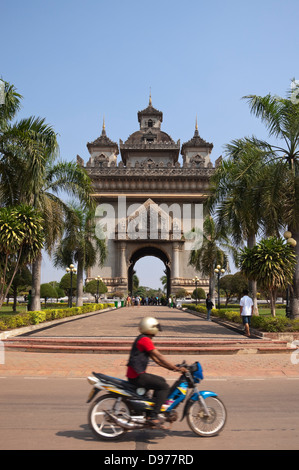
xmin=79 ymin=98 xmax=217 ymax=297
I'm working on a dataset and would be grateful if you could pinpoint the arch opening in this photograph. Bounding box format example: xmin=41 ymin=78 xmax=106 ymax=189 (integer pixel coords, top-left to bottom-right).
xmin=128 ymin=246 xmax=170 ymax=299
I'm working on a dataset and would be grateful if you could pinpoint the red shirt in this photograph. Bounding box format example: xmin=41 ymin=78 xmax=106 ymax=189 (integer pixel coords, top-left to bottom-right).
xmin=126 ymin=336 xmax=155 ymax=379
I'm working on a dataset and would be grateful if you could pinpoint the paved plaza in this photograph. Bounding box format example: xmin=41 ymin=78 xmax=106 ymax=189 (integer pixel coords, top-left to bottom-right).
xmin=25 ymin=304 xmax=242 ymax=339
xmin=1 ymin=305 xmax=299 ymax=379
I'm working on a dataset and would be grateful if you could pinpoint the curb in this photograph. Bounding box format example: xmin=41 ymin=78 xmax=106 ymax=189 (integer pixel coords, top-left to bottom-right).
xmin=4 ymin=335 xmax=295 ymax=355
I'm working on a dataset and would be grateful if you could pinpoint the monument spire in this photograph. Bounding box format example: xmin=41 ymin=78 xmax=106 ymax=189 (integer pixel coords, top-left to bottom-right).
xmin=102 ymin=116 xmax=106 ymax=135
xmin=194 ymin=115 xmax=199 ymax=136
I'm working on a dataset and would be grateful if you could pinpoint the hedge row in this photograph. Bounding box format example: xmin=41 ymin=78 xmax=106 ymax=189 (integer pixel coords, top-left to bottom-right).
xmin=183 ymin=303 xmax=299 ymax=333
xmin=0 ymin=303 xmax=115 ymax=331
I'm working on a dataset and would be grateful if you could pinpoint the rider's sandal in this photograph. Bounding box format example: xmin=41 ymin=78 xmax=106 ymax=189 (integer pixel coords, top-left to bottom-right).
xmin=147 ymin=417 xmax=167 ymax=429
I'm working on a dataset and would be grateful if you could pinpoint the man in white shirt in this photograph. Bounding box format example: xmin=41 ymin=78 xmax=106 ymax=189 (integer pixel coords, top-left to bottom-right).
xmin=240 ymin=289 xmax=253 ymax=337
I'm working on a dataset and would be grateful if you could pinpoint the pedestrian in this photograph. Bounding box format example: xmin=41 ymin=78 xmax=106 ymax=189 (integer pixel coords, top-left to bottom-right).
xmin=27 ymin=290 xmax=32 ymax=311
xmin=240 ymin=289 xmax=253 ymax=337
xmin=206 ymin=293 xmax=213 ymax=321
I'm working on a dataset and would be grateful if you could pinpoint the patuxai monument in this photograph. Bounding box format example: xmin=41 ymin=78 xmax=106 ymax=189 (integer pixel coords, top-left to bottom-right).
xmin=76 ymin=96 xmax=221 ymax=298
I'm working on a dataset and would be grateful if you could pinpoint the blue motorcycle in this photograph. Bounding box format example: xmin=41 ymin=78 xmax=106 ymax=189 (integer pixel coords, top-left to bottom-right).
xmin=87 ymin=361 xmax=226 ymax=440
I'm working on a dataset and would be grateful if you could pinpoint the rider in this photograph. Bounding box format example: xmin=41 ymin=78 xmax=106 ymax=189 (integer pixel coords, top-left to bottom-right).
xmin=126 ymin=316 xmax=187 ymax=427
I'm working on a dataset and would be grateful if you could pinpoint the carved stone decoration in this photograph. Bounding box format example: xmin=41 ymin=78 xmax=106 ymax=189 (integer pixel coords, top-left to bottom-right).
xmin=94 ymin=154 xmax=108 ymax=166
xmin=82 ymin=98 xmax=213 ymax=297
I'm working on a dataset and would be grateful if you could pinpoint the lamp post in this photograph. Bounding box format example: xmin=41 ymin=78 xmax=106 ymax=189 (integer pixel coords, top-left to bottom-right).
xmin=284 ymin=231 xmax=297 ymax=318
xmin=193 ymin=276 xmax=199 ymax=304
xmin=66 ymin=264 xmax=76 ymax=308
xmin=214 ymin=265 xmax=225 ymax=310
xmin=96 ymin=275 xmax=102 ymax=303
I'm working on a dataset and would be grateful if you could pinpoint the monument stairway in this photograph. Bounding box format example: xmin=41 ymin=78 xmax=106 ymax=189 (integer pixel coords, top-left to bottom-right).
xmin=3 ymin=336 xmax=295 ymax=355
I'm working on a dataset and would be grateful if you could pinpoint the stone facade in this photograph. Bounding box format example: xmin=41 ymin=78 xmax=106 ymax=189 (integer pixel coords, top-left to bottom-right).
xmin=78 ymin=98 xmax=220 ymax=297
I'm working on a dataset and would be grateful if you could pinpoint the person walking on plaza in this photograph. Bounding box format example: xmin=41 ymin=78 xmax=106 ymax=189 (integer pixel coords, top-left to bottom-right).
xmin=206 ymin=293 xmax=213 ymax=321
xmin=240 ymin=289 xmax=253 ymax=337
xmin=126 ymin=316 xmax=187 ymax=428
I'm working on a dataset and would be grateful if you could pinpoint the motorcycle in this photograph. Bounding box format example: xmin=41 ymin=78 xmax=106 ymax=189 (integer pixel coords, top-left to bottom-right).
xmin=87 ymin=361 xmax=226 ymax=440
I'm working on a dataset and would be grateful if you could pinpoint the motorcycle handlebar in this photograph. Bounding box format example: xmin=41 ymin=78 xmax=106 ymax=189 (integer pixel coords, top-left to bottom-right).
xmin=176 ymin=361 xmax=195 ymax=385
xmin=176 ymin=360 xmax=188 ymax=368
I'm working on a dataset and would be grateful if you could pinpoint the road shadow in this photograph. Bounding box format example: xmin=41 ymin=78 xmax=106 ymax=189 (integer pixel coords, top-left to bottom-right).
xmin=56 ymin=423 xmax=195 ymax=445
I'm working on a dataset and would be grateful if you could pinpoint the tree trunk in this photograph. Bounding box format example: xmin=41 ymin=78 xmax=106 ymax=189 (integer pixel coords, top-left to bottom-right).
xmin=13 ymin=287 xmax=17 ymax=313
xmin=270 ymin=289 xmax=276 ymax=317
xmin=209 ymin=275 xmax=216 ymax=309
xmin=76 ymin=253 xmax=84 ymax=307
xmin=30 ymin=253 xmax=42 ymax=311
xmin=290 ymin=228 xmax=299 ymax=319
xmin=247 ymin=234 xmax=259 ymax=315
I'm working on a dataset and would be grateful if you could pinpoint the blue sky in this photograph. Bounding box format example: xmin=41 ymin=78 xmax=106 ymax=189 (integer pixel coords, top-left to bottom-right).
xmin=2 ymin=0 xmax=299 ymax=289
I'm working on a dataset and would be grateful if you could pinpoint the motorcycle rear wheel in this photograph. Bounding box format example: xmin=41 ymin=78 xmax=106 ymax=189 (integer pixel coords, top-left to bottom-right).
xmin=187 ymin=396 xmax=226 ymax=437
xmin=88 ymin=394 xmax=130 ymax=440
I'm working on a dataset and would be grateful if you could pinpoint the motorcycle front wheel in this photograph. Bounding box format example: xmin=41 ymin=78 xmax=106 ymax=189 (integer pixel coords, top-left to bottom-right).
xmin=88 ymin=394 xmax=130 ymax=440
xmin=187 ymin=396 xmax=226 ymax=437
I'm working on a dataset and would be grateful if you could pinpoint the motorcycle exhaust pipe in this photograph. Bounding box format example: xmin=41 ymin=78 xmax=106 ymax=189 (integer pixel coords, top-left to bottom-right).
xmin=105 ymin=411 xmax=144 ymax=430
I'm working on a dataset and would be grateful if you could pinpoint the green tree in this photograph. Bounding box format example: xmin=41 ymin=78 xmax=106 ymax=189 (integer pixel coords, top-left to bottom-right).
xmin=0 ymin=205 xmax=44 ymax=310
xmin=49 ymin=281 xmax=64 ymax=300
xmin=239 ymin=237 xmax=296 ymax=317
xmin=133 ymin=286 xmax=147 ymax=298
xmin=238 ymin=87 xmax=299 ymax=318
xmin=0 ymin=81 xmax=93 ymax=311
xmin=175 ymin=288 xmax=188 ymax=299
xmin=59 ymin=272 xmax=77 ymax=306
xmin=191 ymin=287 xmax=206 ymax=302
xmin=219 ymin=272 xmax=248 ymax=305
xmin=208 ymin=142 xmax=266 ymax=314
xmin=53 ymin=202 xmax=106 ymax=306
xmin=188 ymin=216 xmax=232 ymax=305
xmin=133 ymin=274 xmax=139 ymax=291
xmin=85 ymin=279 xmax=107 ymax=302
xmin=160 ymin=275 xmax=167 ymax=292
xmin=40 ymin=283 xmax=57 ymax=306
xmin=8 ymin=265 xmax=32 ymax=312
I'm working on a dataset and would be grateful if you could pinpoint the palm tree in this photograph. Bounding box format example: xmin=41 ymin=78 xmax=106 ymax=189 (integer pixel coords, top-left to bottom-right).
xmin=188 ymin=216 xmax=234 ymax=305
xmin=160 ymin=275 xmax=167 ymax=293
xmin=0 ymin=204 xmax=44 ymax=309
xmin=207 ymin=139 xmax=267 ymax=314
xmin=0 ymin=81 xmax=93 ymax=311
xmin=53 ymin=203 xmax=106 ymax=306
xmin=241 ymin=88 xmax=299 ymax=318
xmin=240 ymin=237 xmax=296 ymax=316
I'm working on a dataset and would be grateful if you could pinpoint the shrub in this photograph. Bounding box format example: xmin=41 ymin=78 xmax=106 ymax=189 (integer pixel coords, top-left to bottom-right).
xmin=183 ymin=303 xmax=299 ymax=332
xmin=29 ymin=311 xmax=46 ymax=325
xmin=0 ymin=303 xmax=115 ymax=332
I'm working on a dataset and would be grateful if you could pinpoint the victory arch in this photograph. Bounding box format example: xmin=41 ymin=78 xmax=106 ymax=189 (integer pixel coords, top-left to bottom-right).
xmin=77 ymin=97 xmax=220 ymax=298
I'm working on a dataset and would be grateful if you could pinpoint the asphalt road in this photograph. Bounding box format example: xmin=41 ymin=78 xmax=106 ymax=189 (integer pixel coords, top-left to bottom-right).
xmin=0 ymin=376 xmax=298 ymax=451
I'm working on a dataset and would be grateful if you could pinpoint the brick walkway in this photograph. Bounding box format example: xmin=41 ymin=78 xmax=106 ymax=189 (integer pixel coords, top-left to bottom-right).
xmin=1 ymin=305 xmax=299 ymax=379
xmin=25 ymin=304 xmax=242 ymax=339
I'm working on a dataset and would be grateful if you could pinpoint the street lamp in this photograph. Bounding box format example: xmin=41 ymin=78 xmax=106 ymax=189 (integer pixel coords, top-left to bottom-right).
xmin=284 ymin=231 xmax=297 ymax=317
xmin=66 ymin=264 xmax=76 ymax=308
xmin=193 ymin=276 xmax=199 ymax=304
xmin=96 ymin=275 xmax=102 ymax=303
xmin=214 ymin=265 xmax=225 ymax=310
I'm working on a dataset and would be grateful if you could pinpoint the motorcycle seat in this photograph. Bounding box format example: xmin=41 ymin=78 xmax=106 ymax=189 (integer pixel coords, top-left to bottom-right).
xmin=92 ymin=372 xmax=138 ymax=393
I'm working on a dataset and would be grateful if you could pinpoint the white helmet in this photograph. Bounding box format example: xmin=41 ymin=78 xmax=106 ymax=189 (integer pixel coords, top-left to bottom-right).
xmin=139 ymin=317 xmax=162 ymax=336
